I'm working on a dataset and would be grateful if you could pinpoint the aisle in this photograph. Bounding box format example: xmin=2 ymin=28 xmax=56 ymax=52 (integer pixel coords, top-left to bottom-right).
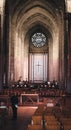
xmin=2 ymin=106 xmax=37 ymax=130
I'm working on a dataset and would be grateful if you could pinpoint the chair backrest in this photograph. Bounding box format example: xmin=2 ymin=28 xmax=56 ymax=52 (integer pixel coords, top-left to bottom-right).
xmin=45 ymin=125 xmax=60 ymax=130
xmin=64 ymin=125 xmax=71 ymax=130
xmin=44 ymin=115 xmax=56 ymax=121
xmin=45 ymin=121 xmax=59 ymax=125
xmin=32 ymin=115 xmax=42 ymax=125
xmin=28 ymin=125 xmax=42 ymax=130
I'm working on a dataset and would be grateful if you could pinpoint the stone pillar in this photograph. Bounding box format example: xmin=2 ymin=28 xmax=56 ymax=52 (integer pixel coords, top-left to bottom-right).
xmin=58 ymin=9 xmax=65 ymax=87
xmin=0 ymin=11 xmax=2 ymax=90
xmin=8 ymin=23 xmax=15 ymax=85
xmin=0 ymin=5 xmax=4 ymax=90
xmin=67 ymin=13 xmax=71 ymax=93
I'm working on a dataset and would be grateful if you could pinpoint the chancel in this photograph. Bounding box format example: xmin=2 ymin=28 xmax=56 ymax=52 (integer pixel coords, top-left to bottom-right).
xmin=0 ymin=0 xmax=71 ymax=130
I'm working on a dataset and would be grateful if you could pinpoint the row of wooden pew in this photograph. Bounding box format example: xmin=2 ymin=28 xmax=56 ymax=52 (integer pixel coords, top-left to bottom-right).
xmin=27 ymin=105 xmax=71 ymax=130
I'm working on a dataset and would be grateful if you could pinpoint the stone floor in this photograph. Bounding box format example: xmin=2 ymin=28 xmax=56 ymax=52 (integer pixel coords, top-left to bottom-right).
xmin=1 ymin=106 xmax=37 ymax=130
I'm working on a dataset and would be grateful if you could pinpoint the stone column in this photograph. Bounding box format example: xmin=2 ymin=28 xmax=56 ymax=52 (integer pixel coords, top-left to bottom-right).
xmin=0 ymin=5 xmax=4 ymax=90
xmin=67 ymin=13 xmax=71 ymax=93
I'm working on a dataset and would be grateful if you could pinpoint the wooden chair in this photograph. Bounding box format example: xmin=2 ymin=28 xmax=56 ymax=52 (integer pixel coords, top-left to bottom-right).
xmin=45 ymin=125 xmax=60 ymax=130
xmin=28 ymin=125 xmax=42 ymax=130
xmin=44 ymin=115 xmax=56 ymax=122
xmin=31 ymin=115 xmax=43 ymax=125
xmin=64 ymin=125 xmax=71 ymax=130
xmin=45 ymin=120 xmax=59 ymax=125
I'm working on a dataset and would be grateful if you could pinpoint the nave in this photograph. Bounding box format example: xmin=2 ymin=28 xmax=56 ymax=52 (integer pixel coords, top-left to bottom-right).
xmin=0 ymin=96 xmax=71 ymax=130
xmin=0 ymin=106 xmax=37 ymax=130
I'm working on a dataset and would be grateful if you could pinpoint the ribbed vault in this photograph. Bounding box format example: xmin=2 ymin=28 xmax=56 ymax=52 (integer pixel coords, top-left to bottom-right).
xmin=4 ymin=0 xmax=65 ymax=84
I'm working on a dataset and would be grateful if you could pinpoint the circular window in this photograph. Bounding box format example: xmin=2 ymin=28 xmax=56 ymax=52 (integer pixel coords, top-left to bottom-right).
xmin=31 ymin=32 xmax=46 ymax=47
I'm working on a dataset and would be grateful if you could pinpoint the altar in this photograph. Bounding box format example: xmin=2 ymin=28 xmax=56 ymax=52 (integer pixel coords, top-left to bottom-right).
xmin=20 ymin=93 xmax=39 ymax=105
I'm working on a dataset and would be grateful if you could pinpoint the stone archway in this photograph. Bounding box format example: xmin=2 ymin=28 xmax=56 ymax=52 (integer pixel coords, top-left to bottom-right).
xmin=4 ymin=0 xmax=65 ymax=86
xmin=12 ymin=4 xmax=63 ymax=83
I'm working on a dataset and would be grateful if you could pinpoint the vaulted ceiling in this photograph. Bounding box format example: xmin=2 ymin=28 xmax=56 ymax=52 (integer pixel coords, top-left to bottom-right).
xmin=3 ymin=0 xmax=66 ymax=82
xmin=6 ymin=0 xmax=65 ymax=16
xmin=5 ymin=0 xmax=65 ymax=33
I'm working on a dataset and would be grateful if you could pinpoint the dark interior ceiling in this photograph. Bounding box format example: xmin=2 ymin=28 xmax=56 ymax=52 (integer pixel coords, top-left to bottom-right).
xmin=7 ymin=0 xmax=65 ymax=7
xmin=6 ymin=0 xmax=65 ymax=15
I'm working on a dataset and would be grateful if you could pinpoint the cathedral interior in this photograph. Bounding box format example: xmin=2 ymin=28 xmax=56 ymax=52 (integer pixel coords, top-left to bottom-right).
xmin=0 ymin=0 xmax=71 ymax=130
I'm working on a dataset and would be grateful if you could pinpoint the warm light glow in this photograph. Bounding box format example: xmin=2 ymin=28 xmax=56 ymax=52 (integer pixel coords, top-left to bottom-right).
xmin=18 ymin=107 xmax=37 ymax=117
xmin=14 ymin=31 xmax=29 ymax=81
xmin=0 ymin=0 xmax=5 ymax=14
xmin=24 ymin=59 xmax=28 ymax=80
xmin=14 ymin=32 xmax=23 ymax=80
xmin=66 ymin=0 xmax=71 ymax=13
xmin=0 ymin=0 xmax=4 ymax=6
xmin=47 ymin=103 xmax=54 ymax=107
xmin=53 ymin=36 xmax=59 ymax=80
xmin=0 ymin=0 xmax=5 ymax=13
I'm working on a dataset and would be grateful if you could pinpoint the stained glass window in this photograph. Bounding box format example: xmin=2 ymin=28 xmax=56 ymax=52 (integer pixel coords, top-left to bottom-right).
xmin=31 ymin=33 xmax=46 ymax=47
